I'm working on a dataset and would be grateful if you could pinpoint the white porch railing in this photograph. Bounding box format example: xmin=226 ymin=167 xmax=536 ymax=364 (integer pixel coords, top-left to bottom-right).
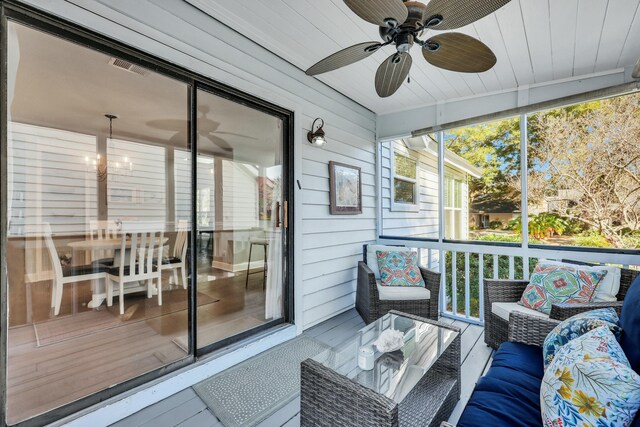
xmin=378 ymin=237 xmax=640 ymax=325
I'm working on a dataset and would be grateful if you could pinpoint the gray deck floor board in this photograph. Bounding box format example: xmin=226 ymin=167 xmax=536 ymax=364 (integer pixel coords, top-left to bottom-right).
xmin=114 ymin=309 xmax=492 ymax=427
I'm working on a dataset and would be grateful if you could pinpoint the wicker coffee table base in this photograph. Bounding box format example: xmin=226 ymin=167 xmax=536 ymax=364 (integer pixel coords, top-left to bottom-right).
xmin=300 ymin=312 xmax=461 ymax=427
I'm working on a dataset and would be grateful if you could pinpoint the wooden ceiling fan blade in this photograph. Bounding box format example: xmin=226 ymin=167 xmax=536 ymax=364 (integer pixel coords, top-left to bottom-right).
xmin=207 ymin=135 xmax=233 ymax=152
xmin=306 ymin=42 xmax=383 ymax=76
xmin=423 ymin=0 xmax=511 ymax=30
xmin=422 ymin=33 xmax=496 ymax=73
xmin=343 ymin=0 xmax=408 ymax=27
xmin=147 ymin=119 xmax=189 ymax=131
xmin=169 ymin=130 xmax=188 ymax=145
xmin=375 ymin=52 xmax=412 ymax=98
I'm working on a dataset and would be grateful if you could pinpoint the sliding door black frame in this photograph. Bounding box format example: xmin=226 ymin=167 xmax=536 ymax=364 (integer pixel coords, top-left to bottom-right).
xmin=193 ymin=82 xmax=294 ymax=357
xmin=0 ymin=1 xmax=295 ymax=426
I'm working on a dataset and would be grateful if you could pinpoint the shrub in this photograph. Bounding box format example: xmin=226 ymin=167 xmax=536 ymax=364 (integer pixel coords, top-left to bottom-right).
xmin=488 ymin=220 xmax=503 ymax=230
xmin=574 ymin=231 xmax=612 ymax=248
xmin=622 ymin=235 xmax=640 ymax=248
xmin=564 ymin=218 xmax=587 ymax=235
xmin=444 ymin=251 xmax=538 ymax=318
xmin=474 ymin=233 xmax=544 ymax=244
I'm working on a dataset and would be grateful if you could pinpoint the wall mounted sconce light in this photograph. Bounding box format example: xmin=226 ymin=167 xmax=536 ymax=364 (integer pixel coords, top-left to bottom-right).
xmin=307 ymin=118 xmax=326 ymax=147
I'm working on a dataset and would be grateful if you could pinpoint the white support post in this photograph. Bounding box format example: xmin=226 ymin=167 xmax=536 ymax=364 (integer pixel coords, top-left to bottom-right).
xmin=464 ymin=252 xmax=470 ymax=318
xmin=439 ymin=248 xmax=445 ymax=315
xmin=437 ymin=131 xmax=445 ymax=243
xmin=438 ymin=131 xmax=446 ymax=314
xmin=508 ymin=256 xmax=515 ymax=280
xmin=520 ymin=114 xmax=530 ymax=280
xmin=376 ymin=139 xmax=383 ymax=241
xmin=451 ymin=251 xmax=457 ymax=315
xmin=478 ymin=253 xmax=485 ymax=322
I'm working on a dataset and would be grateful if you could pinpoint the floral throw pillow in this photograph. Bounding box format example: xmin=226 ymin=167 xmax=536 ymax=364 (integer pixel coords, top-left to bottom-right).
xmin=518 ymin=262 xmax=607 ymax=314
xmin=541 ymin=327 xmax=640 ymax=427
xmin=376 ymin=251 xmax=425 ymax=287
xmin=543 ymin=308 xmax=622 ymax=369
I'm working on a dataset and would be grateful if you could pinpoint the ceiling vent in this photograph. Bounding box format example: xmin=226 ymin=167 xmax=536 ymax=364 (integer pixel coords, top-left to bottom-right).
xmin=108 ymin=57 xmax=148 ymax=76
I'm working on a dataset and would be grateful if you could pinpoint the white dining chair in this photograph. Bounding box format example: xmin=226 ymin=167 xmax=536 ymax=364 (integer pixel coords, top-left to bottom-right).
xmin=29 ymin=223 xmax=108 ymax=316
xmin=157 ymin=220 xmax=188 ymax=289
xmin=88 ymin=219 xmax=119 ymax=265
xmin=106 ymin=222 xmax=164 ymax=315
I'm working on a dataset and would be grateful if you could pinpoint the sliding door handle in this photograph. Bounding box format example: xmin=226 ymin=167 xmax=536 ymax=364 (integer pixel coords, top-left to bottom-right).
xmin=284 ymin=201 xmax=288 ymax=229
xmin=275 ymin=201 xmax=281 ymax=228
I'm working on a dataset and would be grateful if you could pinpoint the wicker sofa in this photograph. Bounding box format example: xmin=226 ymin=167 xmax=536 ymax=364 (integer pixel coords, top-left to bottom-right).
xmin=484 ymin=259 xmax=640 ymax=349
xmin=356 ymin=244 xmax=440 ymax=324
xmin=445 ymin=272 xmax=640 ymax=427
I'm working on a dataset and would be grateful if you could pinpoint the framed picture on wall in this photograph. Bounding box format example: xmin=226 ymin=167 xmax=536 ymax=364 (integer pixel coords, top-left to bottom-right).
xmin=329 ymin=161 xmax=362 ymax=215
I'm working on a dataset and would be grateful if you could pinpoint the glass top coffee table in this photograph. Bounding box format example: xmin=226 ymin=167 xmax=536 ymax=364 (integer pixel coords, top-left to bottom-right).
xmin=301 ymin=310 xmax=461 ymax=427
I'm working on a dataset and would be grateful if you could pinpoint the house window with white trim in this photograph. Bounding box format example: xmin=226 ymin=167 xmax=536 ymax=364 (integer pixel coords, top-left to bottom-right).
xmin=392 ymin=151 xmax=419 ymax=211
xmin=445 ymin=175 xmax=464 ymax=239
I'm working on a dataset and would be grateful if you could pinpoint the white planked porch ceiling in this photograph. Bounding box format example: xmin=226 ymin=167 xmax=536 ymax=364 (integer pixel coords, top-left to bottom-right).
xmin=187 ymin=0 xmax=640 ymax=115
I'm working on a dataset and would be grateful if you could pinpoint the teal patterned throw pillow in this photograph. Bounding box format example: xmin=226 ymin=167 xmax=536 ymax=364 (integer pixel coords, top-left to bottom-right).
xmin=518 ymin=262 xmax=607 ymax=314
xmin=543 ymin=308 xmax=622 ymax=369
xmin=376 ymin=251 xmax=425 ymax=287
xmin=541 ymin=327 xmax=640 ymax=427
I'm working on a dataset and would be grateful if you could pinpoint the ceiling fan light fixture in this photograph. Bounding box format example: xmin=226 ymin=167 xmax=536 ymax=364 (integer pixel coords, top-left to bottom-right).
xmin=424 ymin=41 xmax=441 ymax=52
xmin=383 ymin=18 xmax=399 ymax=28
xmin=425 ymin=14 xmax=443 ymax=28
xmin=307 ymin=118 xmax=326 ymax=147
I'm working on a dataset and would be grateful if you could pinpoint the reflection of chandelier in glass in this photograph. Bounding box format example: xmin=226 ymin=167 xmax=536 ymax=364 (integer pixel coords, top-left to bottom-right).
xmin=85 ymin=114 xmax=133 ymax=181
xmin=86 ymin=152 xmax=108 ymax=182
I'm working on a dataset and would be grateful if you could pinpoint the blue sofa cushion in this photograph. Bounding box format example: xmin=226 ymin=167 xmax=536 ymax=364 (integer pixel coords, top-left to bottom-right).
xmin=458 ymin=374 xmax=542 ymax=427
xmin=490 ymin=341 xmax=545 ymax=379
xmin=458 ymin=342 xmax=544 ymax=427
xmin=621 ymin=274 xmax=640 ymax=373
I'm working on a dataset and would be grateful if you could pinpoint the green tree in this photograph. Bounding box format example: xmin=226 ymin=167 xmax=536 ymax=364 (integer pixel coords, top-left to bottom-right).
xmin=528 ymin=94 xmax=640 ymax=247
xmin=444 ymin=117 xmax=521 ymax=209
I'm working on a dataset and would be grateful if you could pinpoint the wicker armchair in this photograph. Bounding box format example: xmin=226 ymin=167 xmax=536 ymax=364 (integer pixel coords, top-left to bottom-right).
xmin=484 ymin=261 xmax=639 ymax=349
xmin=356 ymin=245 xmax=440 ymax=324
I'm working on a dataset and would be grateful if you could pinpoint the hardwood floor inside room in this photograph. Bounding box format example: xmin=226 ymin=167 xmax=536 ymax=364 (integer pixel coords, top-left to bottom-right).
xmin=6 ymin=247 xmax=270 ymax=425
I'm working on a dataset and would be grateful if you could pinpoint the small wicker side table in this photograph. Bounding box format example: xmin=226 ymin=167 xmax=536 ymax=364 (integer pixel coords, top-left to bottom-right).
xmin=301 ymin=310 xmax=461 ymax=427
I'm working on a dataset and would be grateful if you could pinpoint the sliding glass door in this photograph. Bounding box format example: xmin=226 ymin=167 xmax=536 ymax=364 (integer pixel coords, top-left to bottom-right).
xmin=1 ymin=6 xmax=293 ymax=424
xmin=195 ymin=88 xmax=286 ymax=350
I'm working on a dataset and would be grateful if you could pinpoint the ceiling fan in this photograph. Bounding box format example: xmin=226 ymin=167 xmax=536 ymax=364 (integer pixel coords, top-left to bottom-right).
xmin=305 ymin=0 xmax=511 ymax=97
xmin=147 ymin=106 xmax=257 ymax=154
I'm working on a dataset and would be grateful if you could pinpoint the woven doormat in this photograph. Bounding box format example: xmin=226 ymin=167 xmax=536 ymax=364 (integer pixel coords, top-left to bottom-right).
xmin=193 ymin=336 xmax=329 ymax=427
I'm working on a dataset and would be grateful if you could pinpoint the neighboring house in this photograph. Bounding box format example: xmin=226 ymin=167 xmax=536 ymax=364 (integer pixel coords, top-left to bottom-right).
xmin=470 ymin=198 xmax=521 ymax=229
xmin=380 ymin=137 xmax=483 ymax=246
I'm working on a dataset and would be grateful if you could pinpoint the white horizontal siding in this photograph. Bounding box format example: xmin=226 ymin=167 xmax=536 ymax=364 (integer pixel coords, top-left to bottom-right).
xmin=107 ymin=139 xmax=166 ymax=224
xmin=300 ymin=114 xmax=377 ymax=327
xmin=7 ymin=122 xmax=97 ymax=235
xmin=381 ymin=141 xmax=471 ymax=240
xmin=174 ymin=150 xmax=193 ymax=224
